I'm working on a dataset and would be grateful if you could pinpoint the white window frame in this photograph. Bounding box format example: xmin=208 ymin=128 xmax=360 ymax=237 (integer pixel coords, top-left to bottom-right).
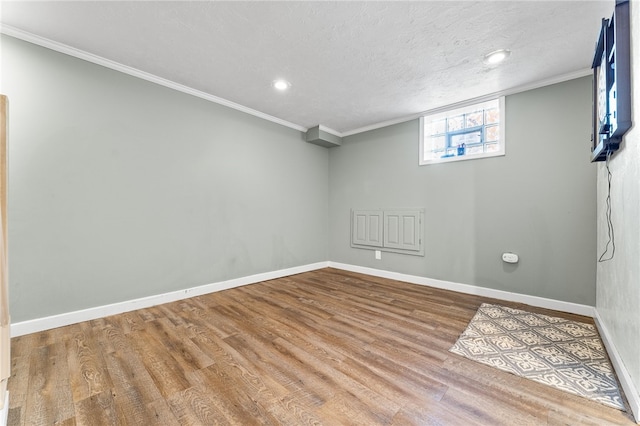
xmin=419 ymin=97 xmax=506 ymax=165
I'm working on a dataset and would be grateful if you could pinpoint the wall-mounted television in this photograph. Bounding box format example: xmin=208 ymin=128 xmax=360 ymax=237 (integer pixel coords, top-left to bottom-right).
xmin=591 ymin=0 xmax=631 ymax=162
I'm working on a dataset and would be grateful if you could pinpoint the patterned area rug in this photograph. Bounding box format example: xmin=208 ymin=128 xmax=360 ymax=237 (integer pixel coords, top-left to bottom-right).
xmin=450 ymin=303 xmax=625 ymax=411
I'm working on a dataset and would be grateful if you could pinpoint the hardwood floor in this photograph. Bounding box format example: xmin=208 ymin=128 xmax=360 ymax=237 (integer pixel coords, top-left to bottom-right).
xmin=7 ymin=268 xmax=636 ymax=425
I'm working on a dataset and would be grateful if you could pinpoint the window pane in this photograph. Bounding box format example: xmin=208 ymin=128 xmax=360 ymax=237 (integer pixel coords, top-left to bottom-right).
xmin=467 ymin=145 xmax=483 ymax=155
xmin=431 ymin=151 xmax=445 ymax=160
xmin=485 ymin=108 xmax=500 ymax=124
xmin=486 ymin=125 xmax=500 ymax=142
xmin=431 ymin=135 xmax=446 ymax=150
xmin=420 ymin=97 xmax=504 ymax=165
xmin=485 ymin=143 xmax=500 ymax=153
xmin=424 ymin=151 xmax=439 ymax=160
xmin=447 ymin=115 xmax=464 ymax=132
xmin=450 ymin=130 xmax=481 ymax=147
xmin=432 ymin=119 xmax=446 ymax=135
xmin=465 ymin=111 xmax=483 ymax=128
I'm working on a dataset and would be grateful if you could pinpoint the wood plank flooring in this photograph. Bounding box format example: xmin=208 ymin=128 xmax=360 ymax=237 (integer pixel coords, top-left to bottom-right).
xmin=6 ymin=268 xmax=636 ymax=425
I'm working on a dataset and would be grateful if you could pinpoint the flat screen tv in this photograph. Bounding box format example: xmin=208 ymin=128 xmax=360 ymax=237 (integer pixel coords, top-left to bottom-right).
xmin=591 ymin=0 xmax=631 ymax=162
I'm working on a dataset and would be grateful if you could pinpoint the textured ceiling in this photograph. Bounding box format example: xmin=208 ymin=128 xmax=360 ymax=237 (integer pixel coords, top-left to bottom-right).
xmin=0 ymin=1 xmax=613 ymax=135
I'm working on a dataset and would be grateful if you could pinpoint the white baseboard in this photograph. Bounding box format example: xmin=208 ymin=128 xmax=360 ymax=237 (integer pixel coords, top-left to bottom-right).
xmin=10 ymin=262 xmax=329 ymax=337
xmin=328 ymin=262 xmax=595 ymax=317
xmin=11 ymin=260 xmax=594 ymax=334
xmin=9 ymin=261 xmax=636 ymax=422
xmin=594 ymin=310 xmax=640 ymax=423
xmin=329 ymin=262 xmax=640 ymax=421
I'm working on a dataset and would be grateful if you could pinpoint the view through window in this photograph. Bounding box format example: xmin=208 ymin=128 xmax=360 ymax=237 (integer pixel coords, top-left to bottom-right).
xmin=420 ymin=97 xmax=505 ymax=165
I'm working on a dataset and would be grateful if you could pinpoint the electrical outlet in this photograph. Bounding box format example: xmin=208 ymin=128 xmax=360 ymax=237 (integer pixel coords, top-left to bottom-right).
xmin=375 ymin=250 xmax=382 ymax=260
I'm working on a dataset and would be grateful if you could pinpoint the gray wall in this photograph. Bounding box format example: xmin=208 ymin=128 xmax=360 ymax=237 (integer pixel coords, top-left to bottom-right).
xmin=329 ymin=77 xmax=597 ymax=305
xmin=0 ymin=34 xmax=605 ymax=325
xmin=2 ymin=35 xmax=329 ymax=322
xmin=596 ymin=0 xmax=640 ymax=408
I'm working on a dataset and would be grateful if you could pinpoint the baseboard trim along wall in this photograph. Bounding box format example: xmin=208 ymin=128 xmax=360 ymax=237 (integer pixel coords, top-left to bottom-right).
xmin=10 ymin=261 xmax=636 ymax=421
xmin=329 ymin=262 xmax=640 ymax=422
xmin=10 ymin=262 xmax=330 ymax=337
xmin=328 ymin=262 xmax=595 ymax=317
xmin=13 ymin=261 xmax=596 ymax=336
xmin=594 ymin=310 xmax=640 ymax=423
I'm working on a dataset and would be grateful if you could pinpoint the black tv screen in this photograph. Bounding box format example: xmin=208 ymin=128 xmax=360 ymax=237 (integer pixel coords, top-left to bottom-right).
xmin=591 ymin=0 xmax=631 ymax=162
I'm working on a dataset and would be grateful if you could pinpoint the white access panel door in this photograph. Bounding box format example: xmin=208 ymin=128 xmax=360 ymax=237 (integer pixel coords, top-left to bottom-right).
xmin=383 ymin=210 xmax=422 ymax=252
xmin=351 ymin=210 xmax=383 ymax=247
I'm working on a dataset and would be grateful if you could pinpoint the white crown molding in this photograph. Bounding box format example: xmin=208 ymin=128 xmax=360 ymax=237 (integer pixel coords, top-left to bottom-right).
xmin=1 ymin=25 xmax=591 ymax=141
xmin=340 ymin=68 xmax=592 ymax=137
xmin=328 ymin=262 xmax=595 ymax=317
xmin=317 ymin=124 xmax=343 ymax=138
xmin=10 ymin=262 xmax=329 ymax=337
xmin=594 ymin=310 xmax=640 ymax=423
xmin=0 ymin=25 xmax=307 ymax=133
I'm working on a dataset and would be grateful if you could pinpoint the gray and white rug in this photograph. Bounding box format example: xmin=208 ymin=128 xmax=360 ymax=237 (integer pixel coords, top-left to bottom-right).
xmin=450 ymin=303 xmax=624 ymax=411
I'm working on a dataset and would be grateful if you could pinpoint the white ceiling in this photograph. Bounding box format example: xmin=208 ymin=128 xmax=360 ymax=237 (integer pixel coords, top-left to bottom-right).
xmin=0 ymin=1 xmax=613 ymax=135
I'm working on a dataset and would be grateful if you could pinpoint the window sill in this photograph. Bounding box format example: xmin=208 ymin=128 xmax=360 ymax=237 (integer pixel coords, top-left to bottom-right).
xmin=419 ymin=150 xmax=505 ymax=166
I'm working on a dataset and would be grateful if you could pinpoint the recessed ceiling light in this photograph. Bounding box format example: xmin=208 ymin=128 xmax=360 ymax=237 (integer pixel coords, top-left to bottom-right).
xmin=272 ymin=79 xmax=291 ymax=91
xmin=484 ymin=49 xmax=511 ymax=65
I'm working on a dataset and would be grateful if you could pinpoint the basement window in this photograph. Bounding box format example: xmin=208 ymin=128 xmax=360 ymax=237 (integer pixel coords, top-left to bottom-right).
xmin=419 ymin=97 xmax=505 ymax=165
